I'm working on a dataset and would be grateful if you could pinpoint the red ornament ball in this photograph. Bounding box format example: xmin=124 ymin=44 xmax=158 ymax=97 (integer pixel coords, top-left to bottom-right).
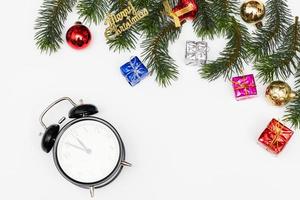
xmin=66 ymin=22 xmax=91 ymax=50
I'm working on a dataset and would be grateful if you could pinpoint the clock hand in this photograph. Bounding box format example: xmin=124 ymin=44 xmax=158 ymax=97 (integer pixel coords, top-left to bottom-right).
xmin=66 ymin=142 xmax=86 ymax=152
xmin=76 ymin=138 xmax=92 ymax=154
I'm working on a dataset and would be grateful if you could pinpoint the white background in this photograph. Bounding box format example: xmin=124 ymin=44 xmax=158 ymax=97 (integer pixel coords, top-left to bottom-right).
xmin=0 ymin=0 xmax=300 ymax=199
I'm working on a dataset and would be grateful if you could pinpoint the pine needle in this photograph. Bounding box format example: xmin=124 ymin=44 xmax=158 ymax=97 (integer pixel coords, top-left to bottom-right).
xmin=193 ymin=0 xmax=217 ymax=39
xmin=200 ymin=17 xmax=251 ymax=81
xmin=255 ymin=17 xmax=300 ymax=84
xmin=284 ymin=70 xmax=300 ymax=129
xmin=35 ymin=0 xmax=77 ymax=53
xmin=77 ymin=0 xmax=110 ymax=25
xmin=249 ymin=0 xmax=292 ymax=60
xmin=141 ymin=21 xmax=181 ymax=87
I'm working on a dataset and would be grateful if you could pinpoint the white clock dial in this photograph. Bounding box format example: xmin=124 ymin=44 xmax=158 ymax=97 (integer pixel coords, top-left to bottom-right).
xmin=56 ymin=120 xmax=121 ymax=183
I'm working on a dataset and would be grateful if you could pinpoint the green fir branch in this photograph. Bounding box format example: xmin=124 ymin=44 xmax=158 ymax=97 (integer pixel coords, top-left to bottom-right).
xmin=200 ymin=17 xmax=251 ymax=81
xmin=134 ymin=0 xmax=153 ymax=9
xmin=255 ymin=17 xmax=300 ymax=84
xmin=141 ymin=21 xmax=181 ymax=86
xmin=77 ymin=0 xmax=110 ymax=25
xmin=249 ymin=0 xmax=292 ymax=60
xmin=106 ymin=28 xmax=139 ymax=52
xmin=35 ymin=0 xmax=77 ymax=53
xmin=212 ymin=0 xmax=239 ymax=22
xmin=193 ymin=0 xmax=217 ymax=38
xmin=138 ymin=1 xmax=165 ymax=37
xmin=284 ymin=70 xmax=300 ymax=129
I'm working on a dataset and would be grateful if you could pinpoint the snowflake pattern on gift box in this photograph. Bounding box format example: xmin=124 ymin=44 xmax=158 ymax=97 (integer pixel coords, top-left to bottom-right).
xmin=258 ymin=119 xmax=294 ymax=154
xmin=120 ymin=56 xmax=149 ymax=86
xmin=232 ymin=74 xmax=257 ymax=100
xmin=185 ymin=41 xmax=208 ymax=66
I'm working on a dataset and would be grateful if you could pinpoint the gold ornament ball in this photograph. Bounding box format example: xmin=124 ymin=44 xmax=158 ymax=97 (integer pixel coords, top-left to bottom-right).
xmin=265 ymin=81 xmax=297 ymax=106
xmin=240 ymin=0 xmax=265 ymax=24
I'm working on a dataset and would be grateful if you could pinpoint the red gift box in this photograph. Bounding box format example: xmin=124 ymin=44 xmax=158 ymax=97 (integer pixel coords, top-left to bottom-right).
xmin=258 ymin=119 xmax=294 ymax=154
xmin=163 ymin=0 xmax=198 ymax=27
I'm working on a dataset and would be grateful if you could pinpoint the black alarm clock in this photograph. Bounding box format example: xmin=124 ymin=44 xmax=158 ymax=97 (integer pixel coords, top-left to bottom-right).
xmin=39 ymin=97 xmax=131 ymax=197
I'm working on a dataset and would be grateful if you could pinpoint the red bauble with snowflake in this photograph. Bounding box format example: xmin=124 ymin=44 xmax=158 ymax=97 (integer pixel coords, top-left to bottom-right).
xmin=66 ymin=22 xmax=91 ymax=50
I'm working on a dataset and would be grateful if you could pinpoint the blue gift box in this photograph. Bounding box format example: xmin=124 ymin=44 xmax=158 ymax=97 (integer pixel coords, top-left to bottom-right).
xmin=120 ymin=56 xmax=149 ymax=86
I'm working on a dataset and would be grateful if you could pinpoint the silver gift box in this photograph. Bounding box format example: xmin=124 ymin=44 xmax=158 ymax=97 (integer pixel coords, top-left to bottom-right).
xmin=185 ymin=41 xmax=208 ymax=66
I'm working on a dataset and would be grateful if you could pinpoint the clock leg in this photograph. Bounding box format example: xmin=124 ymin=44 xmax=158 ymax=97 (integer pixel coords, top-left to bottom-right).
xmin=89 ymin=187 xmax=95 ymax=198
xmin=121 ymin=161 xmax=132 ymax=167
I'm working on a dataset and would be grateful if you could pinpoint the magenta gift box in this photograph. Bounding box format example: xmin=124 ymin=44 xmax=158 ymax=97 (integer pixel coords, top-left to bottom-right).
xmin=232 ymin=74 xmax=257 ymax=100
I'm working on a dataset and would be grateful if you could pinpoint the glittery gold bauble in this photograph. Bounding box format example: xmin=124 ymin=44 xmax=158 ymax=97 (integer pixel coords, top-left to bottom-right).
xmin=240 ymin=0 xmax=265 ymax=24
xmin=265 ymin=81 xmax=297 ymax=106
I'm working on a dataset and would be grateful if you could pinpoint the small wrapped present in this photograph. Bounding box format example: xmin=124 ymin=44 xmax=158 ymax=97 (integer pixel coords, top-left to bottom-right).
xmin=258 ymin=119 xmax=294 ymax=154
xmin=163 ymin=0 xmax=198 ymax=27
xmin=232 ymin=74 xmax=257 ymax=100
xmin=185 ymin=41 xmax=208 ymax=66
xmin=120 ymin=56 xmax=149 ymax=86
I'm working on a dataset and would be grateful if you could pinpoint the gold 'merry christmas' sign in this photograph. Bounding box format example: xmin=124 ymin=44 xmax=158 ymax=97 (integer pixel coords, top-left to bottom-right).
xmin=104 ymin=2 xmax=149 ymax=40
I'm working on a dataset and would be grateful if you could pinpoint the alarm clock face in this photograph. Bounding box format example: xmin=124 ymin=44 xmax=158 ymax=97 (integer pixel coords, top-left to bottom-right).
xmin=55 ymin=118 xmax=121 ymax=184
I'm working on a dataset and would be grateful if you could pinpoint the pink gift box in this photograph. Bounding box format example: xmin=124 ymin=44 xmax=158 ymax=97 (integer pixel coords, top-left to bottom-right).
xmin=232 ymin=74 xmax=257 ymax=100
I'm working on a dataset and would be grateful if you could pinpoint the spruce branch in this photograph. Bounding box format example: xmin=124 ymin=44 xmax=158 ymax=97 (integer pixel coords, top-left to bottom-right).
xmin=284 ymin=70 xmax=300 ymax=129
xmin=194 ymin=0 xmax=240 ymax=36
xmin=77 ymin=0 xmax=109 ymax=25
xmin=106 ymin=28 xmax=139 ymax=52
xmin=35 ymin=0 xmax=77 ymax=53
xmin=141 ymin=21 xmax=181 ymax=86
xmin=200 ymin=17 xmax=251 ymax=81
xmin=193 ymin=0 xmax=217 ymax=38
xmin=255 ymin=17 xmax=300 ymax=84
xmin=134 ymin=0 xmax=153 ymax=9
xmin=212 ymin=0 xmax=239 ymax=22
xmin=249 ymin=0 xmax=292 ymax=60
xmin=138 ymin=1 xmax=165 ymax=37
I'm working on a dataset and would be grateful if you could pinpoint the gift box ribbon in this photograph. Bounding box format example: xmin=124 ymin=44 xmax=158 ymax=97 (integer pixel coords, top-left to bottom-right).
xmin=163 ymin=0 xmax=194 ymax=27
xmin=129 ymin=57 xmax=143 ymax=79
xmin=269 ymin=121 xmax=285 ymax=149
